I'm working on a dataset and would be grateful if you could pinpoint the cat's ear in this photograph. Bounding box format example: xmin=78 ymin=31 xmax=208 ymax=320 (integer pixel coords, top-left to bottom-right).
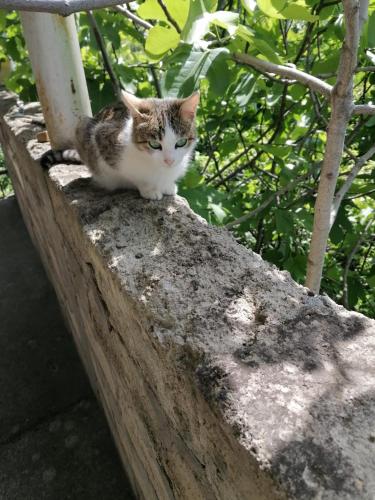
xmin=180 ymin=91 xmax=199 ymax=120
xmin=121 ymin=91 xmax=143 ymax=116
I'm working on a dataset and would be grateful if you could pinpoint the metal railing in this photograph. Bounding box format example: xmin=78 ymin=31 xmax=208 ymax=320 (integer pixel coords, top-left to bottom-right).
xmin=0 ymin=1 xmax=126 ymax=16
xmin=0 ymin=1 xmax=127 ymax=148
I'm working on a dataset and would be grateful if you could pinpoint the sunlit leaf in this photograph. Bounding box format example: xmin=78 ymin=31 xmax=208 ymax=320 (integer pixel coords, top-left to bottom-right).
xmin=257 ymin=0 xmax=318 ymax=21
xmin=138 ymin=0 xmax=190 ymax=31
xmin=145 ymin=24 xmax=180 ymax=57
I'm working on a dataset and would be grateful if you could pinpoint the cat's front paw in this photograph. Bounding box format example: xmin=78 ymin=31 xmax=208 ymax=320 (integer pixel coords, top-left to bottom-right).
xmin=139 ymin=188 xmax=163 ymax=200
xmin=162 ymin=184 xmax=178 ymax=196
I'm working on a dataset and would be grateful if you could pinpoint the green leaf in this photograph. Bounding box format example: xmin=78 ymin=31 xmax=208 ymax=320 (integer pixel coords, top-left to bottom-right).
xmin=233 ymin=72 xmax=257 ymax=106
xmin=183 ymin=10 xmax=238 ymax=42
xmin=235 ymin=24 xmax=254 ymax=44
xmin=366 ymin=115 xmax=375 ymax=127
xmin=252 ymin=38 xmax=281 ymax=64
xmin=368 ymin=275 xmax=375 ymax=288
xmin=289 ymin=84 xmax=306 ymax=100
xmin=145 ymin=24 xmax=180 ymax=57
xmin=284 ymin=254 xmax=307 ymax=281
xmin=252 ymin=144 xmax=292 ymax=157
xmin=257 ymin=0 xmax=286 ymax=18
xmin=257 ymin=0 xmax=318 ymax=21
xmin=295 ymin=209 xmax=313 ymax=231
xmin=281 ymin=3 xmax=318 ymax=21
xmin=209 ymin=11 xmax=239 ymax=36
xmin=163 ymin=47 xmax=229 ymax=96
xmin=368 ymin=12 xmax=375 ymax=47
xmin=208 ymin=202 xmax=227 ymax=223
xmin=206 ymin=50 xmax=230 ymax=95
xmin=182 ymin=167 xmax=204 ymax=188
xmin=312 ymin=53 xmax=340 ymax=75
xmin=348 ymin=276 xmax=365 ymax=308
xmin=0 ymin=10 xmax=6 ymax=31
xmin=179 ymin=184 xmax=225 ymax=224
xmin=275 ymin=209 xmax=294 ymax=233
xmin=241 ymin=0 xmax=256 ymax=14
xmin=237 ymin=24 xmax=282 ymax=64
xmin=182 ymin=0 xmax=217 ymax=42
xmin=138 ymin=0 xmax=190 ymax=31
xmin=318 ymin=3 xmax=336 ymax=21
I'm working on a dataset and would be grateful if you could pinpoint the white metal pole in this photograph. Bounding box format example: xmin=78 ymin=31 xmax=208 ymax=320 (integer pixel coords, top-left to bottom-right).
xmin=20 ymin=12 xmax=92 ymax=149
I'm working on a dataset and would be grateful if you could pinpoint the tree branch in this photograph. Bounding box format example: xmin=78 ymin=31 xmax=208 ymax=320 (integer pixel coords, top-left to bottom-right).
xmin=359 ymin=0 xmax=369 ymax=31
xmin=156 ymin=0 xmax=181 ymax=33
xmin=305 ymin=0 xmax=362 ymax=293
xmin=114 ymin=5 xmax=152 ymax=29
xmin=149 ymin=65 xmax=162 ymax=98
xmin=352 ymin=104 xmax=375 ymax=115
xmin=225 ymin=177 xmax=304 ymax=229
xmin=342 ymin=217 xmax=373 ymax=309
xmin=87 ymin=10 xmax=122 ymax=98
xmin=233 ymin=52 xmax=375 ymax=115
xmin=206 ymin=145 xmax=254 ymax=183
xmin=331 ymin=143 xmax=375 ymax=225
xmin=233 ymin=53 xmax=333 ymax=98
xmin=356 ymin=65 xmax=375 ymax=72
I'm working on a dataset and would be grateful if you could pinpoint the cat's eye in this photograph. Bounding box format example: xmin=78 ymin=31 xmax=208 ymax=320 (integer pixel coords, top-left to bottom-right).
xmin=148 ymin=140 xmax=162 ymax=150
xmin=175 ymin=138 xmax=188 ymax=148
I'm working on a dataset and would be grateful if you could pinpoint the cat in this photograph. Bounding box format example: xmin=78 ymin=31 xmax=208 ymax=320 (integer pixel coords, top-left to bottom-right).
xmin=41 ymin=91 xmax=199 ymax=200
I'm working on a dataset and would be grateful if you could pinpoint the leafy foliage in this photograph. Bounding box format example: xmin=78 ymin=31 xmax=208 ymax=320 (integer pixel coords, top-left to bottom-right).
xmin=0 ymin=0 xmax=374 ymax=316
xmin=0 ymin=148 xmax=12 ymax=197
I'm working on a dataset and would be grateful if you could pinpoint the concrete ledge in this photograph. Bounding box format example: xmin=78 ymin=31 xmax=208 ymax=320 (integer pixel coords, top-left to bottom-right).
xmin=1 ymin=92 xmax=375 ymax=499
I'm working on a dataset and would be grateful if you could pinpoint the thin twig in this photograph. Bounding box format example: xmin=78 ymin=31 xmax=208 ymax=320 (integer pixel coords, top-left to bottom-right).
xmin=331 ymin=143 xmax=375 ymax=225
xmin=87 ymin=10 xmax=122 ymax=98
xmin=149 ymin=65 xmax=162 ymax=98
xmin=360 ymin=237 xmax=375 ymax=273
xmin=201 ymin=104 xmax=226 ymax=187
xmin=215 ymin=153 xmax=261 ymax=187
xmin=156 ymin=0 xmax=181 ymax=33
xmin=346 ymin=188 xmax=375 ymax=199
xmin=342 ymin=218 xmax=373 ymax=308
xmin=114 ymin=5 xmax=152 ymax=29
xmin=356 ymin=66 xmax=375 ymax=72
xmin=206 ymin=145 xmax=254 ymax=183
xmin=225 ymin=177 xmax=304 ymax=229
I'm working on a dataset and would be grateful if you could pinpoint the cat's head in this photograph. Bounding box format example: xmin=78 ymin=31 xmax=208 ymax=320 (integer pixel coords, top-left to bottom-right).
xmin=121 ymin=91 xmax=199 ymax=168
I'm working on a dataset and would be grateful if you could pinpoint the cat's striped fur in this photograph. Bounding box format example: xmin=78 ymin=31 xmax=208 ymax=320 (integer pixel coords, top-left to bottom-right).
xmin=41 ymin=91 xmax=199 ymax=200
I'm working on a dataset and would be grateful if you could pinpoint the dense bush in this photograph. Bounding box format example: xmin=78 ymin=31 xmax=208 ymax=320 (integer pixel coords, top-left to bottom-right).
xmin=0 ymin=0 xmax=374 ymax=316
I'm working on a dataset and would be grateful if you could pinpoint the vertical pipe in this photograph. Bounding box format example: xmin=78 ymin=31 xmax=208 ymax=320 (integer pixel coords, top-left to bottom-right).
xmin=20 ymin=12 xmax=92 ymax=149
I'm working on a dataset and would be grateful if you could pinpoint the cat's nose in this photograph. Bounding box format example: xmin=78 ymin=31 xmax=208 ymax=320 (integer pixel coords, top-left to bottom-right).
xmin=164 ymin=157 xmax=174 ymax=166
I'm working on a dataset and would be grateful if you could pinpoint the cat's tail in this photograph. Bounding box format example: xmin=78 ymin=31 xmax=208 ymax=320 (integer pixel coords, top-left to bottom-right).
xmin=40 ymin=149 xmax=82 ymax=170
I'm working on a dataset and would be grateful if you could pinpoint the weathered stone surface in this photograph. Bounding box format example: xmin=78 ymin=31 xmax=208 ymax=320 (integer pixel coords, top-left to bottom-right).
xmin=1 ymin=93 xmax=375 ymax=499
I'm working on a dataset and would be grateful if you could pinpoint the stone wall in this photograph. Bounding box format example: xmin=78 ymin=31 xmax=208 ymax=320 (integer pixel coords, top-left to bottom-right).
xmin=1 ymin=91 xmax=375 ymax=499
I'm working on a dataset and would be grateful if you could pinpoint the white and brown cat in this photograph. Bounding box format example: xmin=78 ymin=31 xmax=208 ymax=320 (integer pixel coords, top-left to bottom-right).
xmin=41 ymin=91 xmax=199 ymax=200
